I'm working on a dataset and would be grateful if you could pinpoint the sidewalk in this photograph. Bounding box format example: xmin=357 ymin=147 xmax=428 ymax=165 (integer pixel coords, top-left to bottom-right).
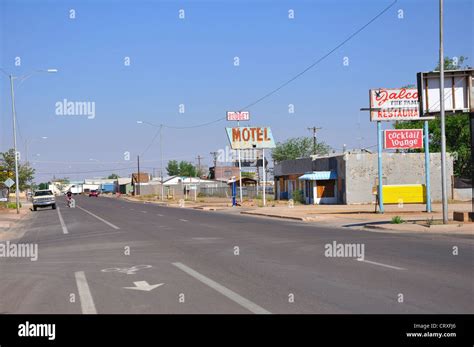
xmin=240 ymin=203 xmax=474 ymax=234
xmin=0 ymin=204 xmax=31 ymax=241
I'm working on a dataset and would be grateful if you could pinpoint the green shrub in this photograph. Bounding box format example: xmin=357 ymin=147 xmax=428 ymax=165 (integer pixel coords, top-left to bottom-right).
xmin=3 ymin=202 xmax=21 ymax=209
xmin=391 ymin=216 xmax=405 ymax=224
xmin=291 ymin=190 xmax=305 ymax=204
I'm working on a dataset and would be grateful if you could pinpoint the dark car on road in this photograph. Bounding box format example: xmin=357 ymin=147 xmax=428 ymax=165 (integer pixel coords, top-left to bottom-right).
xmin=89 ymin=190 xmax=99 ymax=197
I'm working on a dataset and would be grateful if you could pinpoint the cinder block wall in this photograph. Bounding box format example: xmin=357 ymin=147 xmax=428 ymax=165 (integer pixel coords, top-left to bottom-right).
xmin=345 ymin=153 xmax=454 ymax=204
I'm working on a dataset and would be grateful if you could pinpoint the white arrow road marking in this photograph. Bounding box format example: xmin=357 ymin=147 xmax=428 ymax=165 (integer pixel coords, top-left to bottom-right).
xmin=76 ymin=206 xmax=120 ymax=230
xmin=357 ymin=259 xmax=405 ymax=270
xmin=172 ymin=262 xmax=271 ymax=314
xmin=124 ymin=281 xmax=164 ymax=291
xmin=57 ymin=207 xmax=68 ymax=234
xmin=75 ymin=271 xmax=97 ymax=314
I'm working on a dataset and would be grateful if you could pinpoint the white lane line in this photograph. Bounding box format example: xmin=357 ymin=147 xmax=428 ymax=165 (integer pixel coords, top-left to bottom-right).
xmin=357 ymin=259 xmax=405 ymax=270
xmin=75 ymin=271 xmax=97 ymax=314
xmin=57 ymin=207 xmax=68 ymax=234
xmin=157 ymin=214 xmax=164 ymax=217
xmin=141 ymin=211 xmax=147 ymax=213
xmin=76 ymin=206 xmax=120 ymax=230
xmin=179 ymin=219 xmax=188 ymax=222
xmin=172 ymin=262 xmax=271 ymax=314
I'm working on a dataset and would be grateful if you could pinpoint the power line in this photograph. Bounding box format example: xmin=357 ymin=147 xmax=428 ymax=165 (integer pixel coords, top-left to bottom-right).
xmin=155 ymin=0 xmax=397 ymax=130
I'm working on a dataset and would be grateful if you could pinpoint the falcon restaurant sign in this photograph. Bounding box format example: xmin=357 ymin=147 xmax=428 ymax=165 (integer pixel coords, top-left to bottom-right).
xmin=370 ymin=88 xmax=420 ymax=121
xmin=226 ymin=127 xmax=276 ymax=149
xmin=384 ymin=129 xmax=423 ymax=149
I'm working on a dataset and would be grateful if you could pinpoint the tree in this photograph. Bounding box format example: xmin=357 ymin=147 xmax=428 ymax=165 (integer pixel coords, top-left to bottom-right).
xmin=0 ymin=149 xmax=35 ymax=191
xmin=434 ymin=56 xmax=469 ymax=71
xmin=394 ymin=115 xmax=471 ymax=178
xmin=394 ymin=56 xmax=472 ymax=178
xmin=166 ymin=160 xmax=180 ymax=176
xmin=166 ymin=160 xmax=197 ymax=177
xmin=241 ymin=171 xmax=255 ymax=179
xmin=271 ymin=137 xmax=331 ymax=163
xmin=108 ymin=173 xmax=119 ymax=179
xmin=178 ymin=161 xmax=197 ymax=177
xmin=38 ymin=182 xmax=49 ymax=190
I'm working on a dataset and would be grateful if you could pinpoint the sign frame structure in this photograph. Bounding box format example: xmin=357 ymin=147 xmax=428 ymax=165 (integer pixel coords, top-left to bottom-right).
xmin=226 ymin=111 xmax=250 ymax=122
xmin=384 ymin=129 xmax=424 ymax=150
xmin=417 ymin=68 xmax=474 ymax=219
xmin=417 ymin=69 xmax=474 ymax=116
xmin=226 ymin=112 xmax=251 ymax=204
xmin=226 ymin=126 xmax=275 ymax=208
xmin=226 ymin=127 xmax=276 ymax=150
xmin=369 ymin=88 xmax=421 ymax=122
xmin=366 ymin=89 xmax=433 ymax=214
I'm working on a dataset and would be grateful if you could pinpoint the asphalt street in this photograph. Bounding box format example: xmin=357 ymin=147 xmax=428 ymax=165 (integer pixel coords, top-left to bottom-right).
xmin=0 ymin=195 xmax=472 ymax=314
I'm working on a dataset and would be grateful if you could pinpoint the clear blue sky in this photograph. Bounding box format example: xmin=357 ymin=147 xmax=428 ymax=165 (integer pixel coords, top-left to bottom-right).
xmin=0 ymin=0 xmax=472 ymax=182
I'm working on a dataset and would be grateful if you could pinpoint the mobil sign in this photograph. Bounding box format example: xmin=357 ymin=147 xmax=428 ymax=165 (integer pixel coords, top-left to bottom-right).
xmin=384 ymin=129 xmax=423 ymax=149
xmin=370 ymin=88 xmax=420 ymax=121
xmin=226 ymin=127 xmax=276 ymax=149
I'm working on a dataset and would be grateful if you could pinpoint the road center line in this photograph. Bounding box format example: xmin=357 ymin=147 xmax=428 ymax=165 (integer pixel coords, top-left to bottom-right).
xmin=57 ymin=207 xmax=68 ymax=234
xmin=74 ymin=271 xmax=97 ymax=314
xmin=179 ymin=219 xmax=188 ymax=222
xmin=172 ymin=262 xmax=271 ymax=314
xmin=76 ymin=206 xmax=120 ymax=230
xmin=357 ymin=259 xmax=405 ymax=270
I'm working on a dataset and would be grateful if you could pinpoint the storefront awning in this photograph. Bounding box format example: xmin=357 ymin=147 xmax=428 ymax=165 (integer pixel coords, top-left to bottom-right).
xmin=298 ymin=171 xmax=337 ymax=180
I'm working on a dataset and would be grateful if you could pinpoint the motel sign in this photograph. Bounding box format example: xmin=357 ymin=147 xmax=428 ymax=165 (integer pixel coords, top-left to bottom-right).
xmin=226 ymin=127 xmax=276 ymax=149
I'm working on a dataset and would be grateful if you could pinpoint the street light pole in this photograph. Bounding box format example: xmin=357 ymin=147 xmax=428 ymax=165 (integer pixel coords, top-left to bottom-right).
xmin=9 ymin=75 xmax=20 ymax=214
xmin=439 ymin=0 xmax=448 ymax=224
xmin=1 ymin=68 xmax=57 ymax=214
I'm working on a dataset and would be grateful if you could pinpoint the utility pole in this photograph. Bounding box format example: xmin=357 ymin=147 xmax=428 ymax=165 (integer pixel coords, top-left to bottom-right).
xmin=210 ymin=151 xmax=218 ymax=178
xmin=439 ymin=0 xmax=448 ymax=224
xmin=137 ymin=155 xmax=140 ymax=196
xmin=307 ymin=126 xmax=322 ymax=155
xmin=196 ymin=155 xmax=204 ymax=177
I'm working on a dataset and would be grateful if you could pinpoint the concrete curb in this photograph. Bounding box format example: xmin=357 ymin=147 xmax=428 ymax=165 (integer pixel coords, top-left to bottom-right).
xmin=240 ymin=211 xmax=307 ymax=221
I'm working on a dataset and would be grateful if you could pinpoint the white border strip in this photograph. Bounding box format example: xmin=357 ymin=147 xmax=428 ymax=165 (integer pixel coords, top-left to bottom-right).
xmin=357 ymin=259 xmax=405 ymax=270
xmin=172 ymin=262 xmax=271 ymax=314
xmin=57 ymin=207 xmax=68 ymax=234
xmin=77 ymin=206 xmax=120 ymax=230
xmin=75 ymin=271 xmax=97 ymax=314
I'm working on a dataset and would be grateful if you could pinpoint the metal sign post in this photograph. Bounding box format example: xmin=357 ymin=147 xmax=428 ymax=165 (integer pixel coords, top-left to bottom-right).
xmin=377 ymin=121 xmax=384 ymax=213
xmin=438 ymin=0 xmax=449 ymax=224
xmin=227 ymin=112 xmax=250 ymax=205
xmin=237 ymin=121 xmax=243 ymax=204
xmin=424 ymin=120 xmax=432 ymax=212
xmin=262 ymin=148 xmax=266 ymax=207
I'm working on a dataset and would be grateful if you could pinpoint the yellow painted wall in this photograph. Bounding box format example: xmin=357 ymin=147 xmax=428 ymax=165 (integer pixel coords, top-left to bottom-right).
xmin=382 ymin=185 xmax=426 ymax=204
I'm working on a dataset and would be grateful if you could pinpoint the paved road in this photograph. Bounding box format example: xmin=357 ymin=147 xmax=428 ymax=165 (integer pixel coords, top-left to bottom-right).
xmin=0 ymin=196 xmax=472 ymax=314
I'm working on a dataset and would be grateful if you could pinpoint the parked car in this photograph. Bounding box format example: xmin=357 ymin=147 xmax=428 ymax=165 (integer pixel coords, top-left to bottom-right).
xmin=32 ymin=190 xmax=56 ymax=211
xmin=89 ymin=190 xmax=99 ymax=197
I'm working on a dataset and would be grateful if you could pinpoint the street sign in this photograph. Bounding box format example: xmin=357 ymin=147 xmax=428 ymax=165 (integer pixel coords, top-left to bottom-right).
xmin=369 ymin=88 xmax=420 ymax=121
xmin=226 ymin=127 xmax=276 ymax=149
xmin=384 ymin=129 xmax=423 ymax=149
xmin=227 ymin=111 xmax=250 ymax=121
xmin=4 ymin=178 xmax=15 ymax=188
